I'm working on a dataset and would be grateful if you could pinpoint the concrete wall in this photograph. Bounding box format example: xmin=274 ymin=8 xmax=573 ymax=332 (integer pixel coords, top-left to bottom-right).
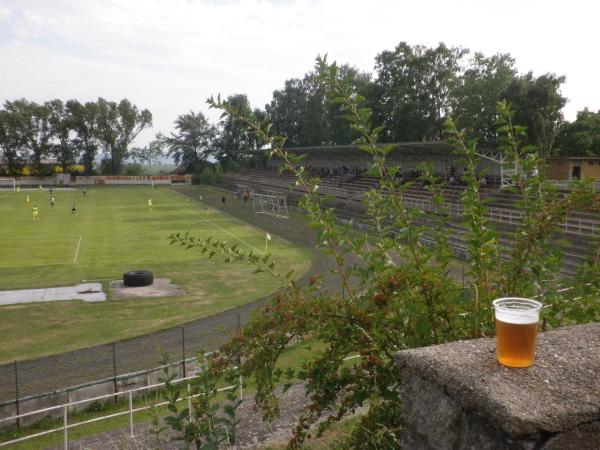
xmin=395 ymin=323 xmax=600 ymax=449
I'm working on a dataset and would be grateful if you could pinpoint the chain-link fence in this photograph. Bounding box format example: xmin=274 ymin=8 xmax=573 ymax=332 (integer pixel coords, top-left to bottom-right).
xmin=0 ymin=304 xmax=253 ymax=412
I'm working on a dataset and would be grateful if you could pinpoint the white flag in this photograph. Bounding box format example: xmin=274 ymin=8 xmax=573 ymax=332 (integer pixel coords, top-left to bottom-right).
xmin=266 ymin=232 xmax=272 ymax=241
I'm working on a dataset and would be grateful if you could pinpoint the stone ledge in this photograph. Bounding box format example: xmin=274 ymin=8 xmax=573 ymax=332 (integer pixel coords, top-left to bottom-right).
xmin=395 ymin=323 xmax=600 ymax=449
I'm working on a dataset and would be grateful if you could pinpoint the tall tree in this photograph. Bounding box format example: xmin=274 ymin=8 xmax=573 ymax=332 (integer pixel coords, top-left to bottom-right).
xmin=95 ymin=98 xmax=152 ymax=175
xmin=0 ymin=107 xmax=27 ymax=176
xmin=67 ymin=100 xmax=99 ymax=175
xmin=554 ymin=108 xmax=600 ymax=156
xmin=504 ymin=72 xmax=566 ymax=156
xmin=216 ymin=94 xmax=256 ymax=163
xmin=452 ymin=53 xmax=518 ymax=146
xmin=266 ymin=78 xmax=306 ymax=147
xmin=164 ymin=111 xmax=216 ymax=171
xmin=266 ymin=65 xmax=371 ymax=147
xmin=130 ymin=136 xmax=166 ymax=164
xmin=47 ymin=99 xmax=77 ymax=171
xmin=215 ymin=94 xmax=270 ymax=163
xmin=374 ymin=42 xmax=467 ymax=141
xmin=4 ymin=99 xmax=52 ymax=175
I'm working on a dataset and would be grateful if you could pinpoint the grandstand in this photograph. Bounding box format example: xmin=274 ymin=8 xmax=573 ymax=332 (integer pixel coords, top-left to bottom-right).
xmin=224 ymin=143 xmax=600 ymax=275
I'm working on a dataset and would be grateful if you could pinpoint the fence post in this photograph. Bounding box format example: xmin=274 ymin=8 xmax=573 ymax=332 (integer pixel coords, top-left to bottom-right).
xmin=112 ymin=341 xmax=118 ymax=403
xmin=237 ymin=311 xmax=243 ymax=401
xmin=14 ymin=360 xmax=20 ymax=429
xmin=63 ymin=405 xmax=68 ymax=450
xmin=181 ymin=327 xmax=186 ymax=378
xmin=129 ymin=391 xmax=134 ymax=438
xmin=187 ymin=382 xmax=192 ymax=413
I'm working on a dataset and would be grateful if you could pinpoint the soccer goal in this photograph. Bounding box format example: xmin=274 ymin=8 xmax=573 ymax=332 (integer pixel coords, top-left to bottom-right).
xmin=0 ymin=178 xmax=16 ymax=190
xmin=253 ymin=193 xmax=289 ymax=218
xmin=235 ymin=184 xmax=254 ymax=197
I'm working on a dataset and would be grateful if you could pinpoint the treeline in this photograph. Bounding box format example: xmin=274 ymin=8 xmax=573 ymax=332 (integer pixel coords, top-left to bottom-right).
xmin=2 ymin=42 xmax=599 ymax=177
xmin=258 ymin=42 xmax=600 ymax=157
xmin=265 ymin=43 xmax=568 ymax=154
xmin=0 ymin=98 xmax=152 ymax=176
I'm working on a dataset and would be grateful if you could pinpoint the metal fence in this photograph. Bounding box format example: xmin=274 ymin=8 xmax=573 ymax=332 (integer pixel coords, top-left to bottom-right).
xmin=0 ymin=367 xmax=241 ymax=449
xmin=402 ymin=196 xmax=599 ymax=236
xmin=0 ymin=305 xmax=250 ymax=417
xmin=0 ymin=353 xmax=362 ymax=449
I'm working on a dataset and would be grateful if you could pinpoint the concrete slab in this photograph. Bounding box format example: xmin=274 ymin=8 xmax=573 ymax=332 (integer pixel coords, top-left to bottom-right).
xmin=0 ymin=283 xmax=105 ymax=306
xmin=109 ymin=278 xmax=184 ymax=300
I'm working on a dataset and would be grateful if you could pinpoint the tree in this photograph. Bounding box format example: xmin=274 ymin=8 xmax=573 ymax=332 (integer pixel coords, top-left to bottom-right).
xmin=452 ymin=53 xmax=518 ymax=146
xmin=95 ymin=98 xmax=152 ymax=175
xmin=503 ymin=72 xmax=566 ymax=157
xmin=47 ymin=99 xmax=77 ymax=172
xmin=374 ymin=42 xmax=467 ymax=141
xmin=4 ymin=99 xmax=52 ymax=175
xmin=0 ymin=107 xmax=26 ymax=176
xmin=215 ymin=94 xmax=262 ymax=163
xmin=266 ymin=78 xmax=307 ymax=147
xmin=130 ymin=135 xmax=166 ymax=164
xmin=164 ymin=111 xmax=216 ymax=171
xmin=265 ymin=65 xmax=371 ymax=147
xmin=67 ymin=100 xmax=99 ymax=175
xmin=554 ymin=108 xmax=600 ymax=156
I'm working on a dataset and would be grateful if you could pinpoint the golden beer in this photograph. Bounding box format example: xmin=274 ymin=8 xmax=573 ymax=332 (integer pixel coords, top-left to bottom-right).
xmin=493 ymin=298 xmax=542 ymax=368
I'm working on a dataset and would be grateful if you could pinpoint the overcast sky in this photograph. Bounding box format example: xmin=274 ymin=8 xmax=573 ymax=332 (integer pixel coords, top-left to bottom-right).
xmin=0 ymin=0 xmax=598 ymax=147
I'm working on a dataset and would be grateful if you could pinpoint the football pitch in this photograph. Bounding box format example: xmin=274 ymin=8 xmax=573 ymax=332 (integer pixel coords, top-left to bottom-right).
xmin=0 ymin=186 xmax=312 ymax=363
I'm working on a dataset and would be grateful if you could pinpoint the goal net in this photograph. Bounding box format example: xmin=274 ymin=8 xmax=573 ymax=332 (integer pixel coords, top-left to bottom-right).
xmin=0 ymin=178 xmax=16 ymax=190
xmin=253 ymin=193 xmax=289 ymax=218
xmin=235 ymin=184 xmax=254 ymax=198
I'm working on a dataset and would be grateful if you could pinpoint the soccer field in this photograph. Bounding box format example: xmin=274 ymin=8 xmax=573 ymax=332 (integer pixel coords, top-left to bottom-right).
xmin=0 ymin=186 xmax=312 ymax=362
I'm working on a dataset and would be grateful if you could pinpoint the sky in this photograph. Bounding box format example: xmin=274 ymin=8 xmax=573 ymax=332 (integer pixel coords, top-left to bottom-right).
xmin=0 ymin=0 xmax=599 ymax=147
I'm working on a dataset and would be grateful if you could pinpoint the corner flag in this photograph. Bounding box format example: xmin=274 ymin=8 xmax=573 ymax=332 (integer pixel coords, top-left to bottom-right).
xmin=265 ymin=232 xmax=272 ymax=253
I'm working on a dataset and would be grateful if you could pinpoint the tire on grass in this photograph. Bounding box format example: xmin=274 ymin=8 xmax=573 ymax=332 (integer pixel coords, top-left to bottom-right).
xmin=123 ymin=270 xmax=154 ymax=287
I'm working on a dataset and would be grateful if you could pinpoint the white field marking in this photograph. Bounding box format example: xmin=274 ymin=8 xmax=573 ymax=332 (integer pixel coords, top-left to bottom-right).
xmin=156 ymin=189 xmax=263 ymax=254
xmin=171 ymin=187 xmax=297 ymax=250
xmin=0 ymin=253 xmax=224 ymax=270
xmin=73 ymin=235 xmax=83 ymax=264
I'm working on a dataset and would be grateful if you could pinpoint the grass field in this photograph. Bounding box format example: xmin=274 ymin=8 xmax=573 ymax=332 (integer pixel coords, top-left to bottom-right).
xmin=0 ymin=186 xmax=312 ymax=363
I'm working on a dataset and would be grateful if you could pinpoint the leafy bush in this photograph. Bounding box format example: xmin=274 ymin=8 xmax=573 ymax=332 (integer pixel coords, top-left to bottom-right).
xmin=165 ymin=56 xmax=600 ymax=449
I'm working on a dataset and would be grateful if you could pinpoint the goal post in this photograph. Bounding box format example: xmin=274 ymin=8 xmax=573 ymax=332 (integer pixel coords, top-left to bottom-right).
xmin=0 ymin=178 xmax=16 ymax=190
xmin=253 ymin=193 xmax=289 ymax=218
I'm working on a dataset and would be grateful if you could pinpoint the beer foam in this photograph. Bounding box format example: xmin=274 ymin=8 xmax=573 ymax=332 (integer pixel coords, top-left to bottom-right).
xmin=495 ymin=309 xmax=539 ymax=324
xmin=493 ymin=298 xmax=542 ymax=324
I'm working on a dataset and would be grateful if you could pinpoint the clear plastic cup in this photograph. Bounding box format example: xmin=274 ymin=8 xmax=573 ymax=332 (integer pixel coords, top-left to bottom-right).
xmin=492 ymin=297 xmax=542 ymax=368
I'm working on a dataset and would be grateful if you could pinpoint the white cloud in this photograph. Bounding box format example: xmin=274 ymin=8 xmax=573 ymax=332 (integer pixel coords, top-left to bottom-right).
xmin=0 ymin=0 xmax=599 ymax=146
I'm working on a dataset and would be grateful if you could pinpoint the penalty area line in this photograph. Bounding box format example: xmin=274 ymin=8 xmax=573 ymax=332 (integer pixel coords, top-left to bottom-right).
xmin=73 ymin=235 xmax=83 ymax=264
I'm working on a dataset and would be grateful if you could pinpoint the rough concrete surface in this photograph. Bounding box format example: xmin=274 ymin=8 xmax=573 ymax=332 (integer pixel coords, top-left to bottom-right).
xmin=0 ymin=283 xmax=105 ymax=305
xmin=109 ymin=278 xmax=184 ymax=300
xmin=395 ymin=322 xmax=600 ymax=449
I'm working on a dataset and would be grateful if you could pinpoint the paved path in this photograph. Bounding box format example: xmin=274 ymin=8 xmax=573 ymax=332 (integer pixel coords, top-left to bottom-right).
xmin=0 ymin=283 xmax=105 ymax=306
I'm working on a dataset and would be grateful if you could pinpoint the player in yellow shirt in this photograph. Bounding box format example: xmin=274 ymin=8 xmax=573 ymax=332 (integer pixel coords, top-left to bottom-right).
xmin=147 ymin=199 xmax=152 ymax=210
xmin=26 ymin=194 xmax=30 ymax=204
xmin=32 ymin=205 xmax=39 ymax=221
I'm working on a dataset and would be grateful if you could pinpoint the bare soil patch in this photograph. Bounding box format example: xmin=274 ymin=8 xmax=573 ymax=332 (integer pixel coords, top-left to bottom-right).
xmin=109 ymin=278 xmax=185 ymax=300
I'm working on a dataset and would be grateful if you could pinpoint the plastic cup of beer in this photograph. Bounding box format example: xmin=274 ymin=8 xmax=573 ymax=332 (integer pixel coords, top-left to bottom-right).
xmin=492 ymin=297 xmax=542 ymax=368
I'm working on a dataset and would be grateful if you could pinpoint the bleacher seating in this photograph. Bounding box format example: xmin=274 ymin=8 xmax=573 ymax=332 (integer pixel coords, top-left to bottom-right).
xmin=223 ymin=168 xmax=599 ymax=275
